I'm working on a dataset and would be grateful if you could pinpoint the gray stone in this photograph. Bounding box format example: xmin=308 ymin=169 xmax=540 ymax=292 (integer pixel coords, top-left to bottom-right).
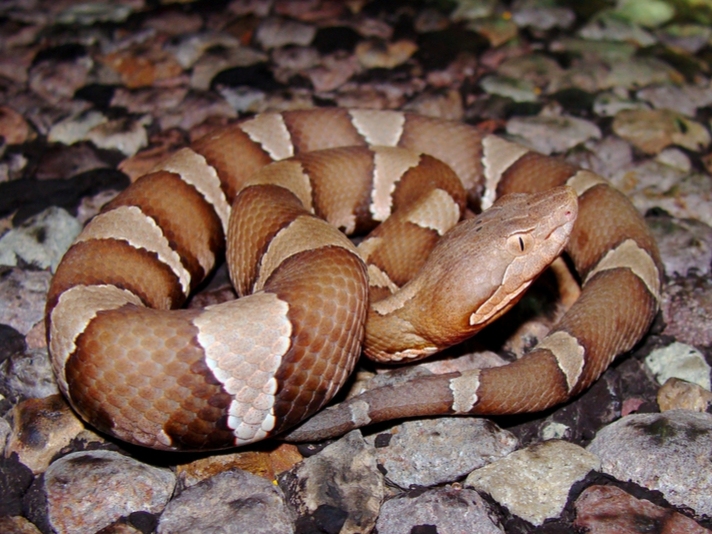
xmin=280 ymin=431 xmax=383 ymax=534
xmin=588 ymin=410 xmax=712 ymax=517
xmin=45 ymin=450 xmax=175 ymax=534
xmin=0 ymin=207 xmax=81 ymax=272
xmin=367 ymin=417 xmax=518 ymax=488
xmin=465 ymin=440 xmax=600 ymax=525
xmin=645 ymin=342 xmax=711 ymax=390
xmin=376 ymin=487 xmax=504 ymax=534
xmin=158 ymin=469 xmax=293 ymax=534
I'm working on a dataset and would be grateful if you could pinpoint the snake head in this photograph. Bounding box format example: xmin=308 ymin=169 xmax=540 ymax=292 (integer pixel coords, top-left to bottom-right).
xmin=365 ymin=185 xmax=578 ymax=362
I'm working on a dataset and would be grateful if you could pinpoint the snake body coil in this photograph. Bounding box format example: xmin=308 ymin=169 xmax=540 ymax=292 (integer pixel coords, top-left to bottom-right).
xmin=46 ymin=109 xmax=662 ymax=451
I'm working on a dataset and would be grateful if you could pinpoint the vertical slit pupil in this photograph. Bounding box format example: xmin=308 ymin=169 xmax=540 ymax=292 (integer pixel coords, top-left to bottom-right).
xmin=518 ymin=237 xmax=524 ymax=251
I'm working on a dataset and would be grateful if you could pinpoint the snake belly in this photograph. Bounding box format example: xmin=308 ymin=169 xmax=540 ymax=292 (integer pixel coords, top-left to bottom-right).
xmin=45 ymin=108 xmax=662 ymax=451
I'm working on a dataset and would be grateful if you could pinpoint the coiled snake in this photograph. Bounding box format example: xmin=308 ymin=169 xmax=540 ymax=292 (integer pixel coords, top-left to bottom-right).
xmin=46 ymin=109 xmax=662 ymax=451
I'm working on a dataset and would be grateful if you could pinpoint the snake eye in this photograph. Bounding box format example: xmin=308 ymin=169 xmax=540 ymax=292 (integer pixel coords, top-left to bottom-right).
xmin=507 ymin=233 xmax=532 ymax=255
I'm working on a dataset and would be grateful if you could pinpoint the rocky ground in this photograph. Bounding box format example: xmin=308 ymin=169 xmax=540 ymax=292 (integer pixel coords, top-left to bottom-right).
xmin=1 ymin=0 xmax=712 ymax=533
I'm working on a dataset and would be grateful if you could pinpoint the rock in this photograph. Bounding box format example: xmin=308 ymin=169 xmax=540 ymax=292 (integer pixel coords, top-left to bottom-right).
xmin=511 ymin=0 xmax=575 ymax=31
xmin=0 ymin=454 xmax=34 ymax=517
xmin=645 ymin=342 xmax=711 ymax=390
xmin=157 ymin=469 xmax=293 ymax=534
xmin=0 ymin=207 xmax=82 ymax=271
xmin=506 ymin=113 xmax=601 ymax=155
xmin=47 ymin=110 xmax=107 ymax=145
xmin=578 ymin=10 xmax=656 ymax=46
xmin=355 ymin=39 xmax=418 ymax=69
xmin=176 ymin=443 xmax=302 ymax=488
xmin=661 ymin=275 xmax=712 ymax=347
xmin=0 ymin=346 xmax=58 ymax=402
xmin=55 ymin=2 xmax=134 ymax=25
xmin=366 ymin=417 xmax=518 ymax=488
xmin=587 ymin=411 xmax=712 ymax=517
xmin=658 ymin=378 xmax=712 ymax=413
xmin=376 ymin=486 xmax=504 ymax=534
xmin=43 ymin=450 xmax=175 ymax=534
xmin=465 ymin=440 xmax=600 ymax=526
xmin=637 ymin=82 xmax=712 ymax=118
xmin=479 ymin=75 xmax=539 ymax=103
xmin=28 ymin=58 xmax=92 ymax=104
xmin=657 ymin=23 xmax=712 ymax=53
xmin=574 ymin=484 xmax=709 ymax=533
xmin=612 ymin=108 xmax=711 ymax=155
xmin=0 ymin=105 xmax=34 ymax=144
xmin=279 ymin=431 xmax=383 ymax=534
xmin=6 ymin=395 xmax=87 ymax=475
xmin=255 ymin=17 xmax=316 ymax=49
xmin=648 ymin=215 xmax=712 ymax=277
xmin=0 ymin=515 xmax=42 ymax=534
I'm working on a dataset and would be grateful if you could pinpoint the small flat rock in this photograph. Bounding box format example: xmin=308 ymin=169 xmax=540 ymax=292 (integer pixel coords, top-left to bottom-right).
xmin=355 ymin=39 xmax=418 ymax=69
xmin=55 ymin=3 xmax=134 ymax=25
xmin=578 ymin=10 xmax=656 ymax=46
xmin=587 ymin=410 xmax=712 ymax=517
xmin=0 ymin=269 xmax=51 ymax=336
xmin=47 ymin=110 xmax=107 ymax=145
xmin=158 ymin=92 xmax=236 ymax=131
xmin=451 ymin=0 xmax=498 ymax=21
xmin=45 ymin=450 xmax=175 ymax=534
xmin=87 ymin=116 xmax=150 ymax=157
xmin=496 ymin=53 xmax=565 ymax=91
xmin=567 ymin=136 xmax=634 ymax=179
xmin=511 ymin=0 xmax=574 ymax=30
xmin=465 ymin=440 xmax=600 ymax=526
xmin=279 ymin=431 xmax=383 ymax=534
xmin=658 ymin=378 xmax=712 ymax=413
xmin=657 ymin=23 xmax=712 ymax=53
xmin=164 ymin=31 xmax=242 ymax=69
xmin=366 ymin=417 xmax=518 ymax=488
xmin=0 ymin=105 xmax=33 ymax=144
xmin=110 ymin=86 xmax=188 ymax=115
xmin=608 ymin=159 xmax=712 ymax=226
xmin=615 ymin=0 xmax=674 ymax=28
xmin=605 ymin=57 xmax=677 ymax=90
xmin=307 ymin=53 xmax=360 ymax=92
xmin=157 ymin=469 xmax=293 ymax=534
xmin=6 ymin=395 xmax=85 ymax=475
xmin=612 ymin=108 xmax=711 ymax=155
xmin=176 ymin=443 xmax=302 ymax=488
xmin=645 ymin=342 xmax=711 ymax=390
xmin=0 ymin=206 xmax=82 ymax=271
xmin=637 ymin=82 xmax=712 ymax=117
xmin=592 ymin=91 xmax=650 ymax=117
xmin=34 ymin=143 xmax=112 ymax=181
xmin=0 ymin=515 xmax=42 ymax=534
xmin=550 ymin=37 xmax=637 ymax=63
xmin=479 ymin=75 xmax=539 ymax=103
xmin=255 ymin=17 xmax=316 ymax=49
xmin=28 ymin=58 xmax=92 ymax=104
xmin=100 ymin=45 xmax=183 ymax=89
xmin=574 ymin=485 xmax=710 ymax=533
xmin=402 ymin=89 xmax=464 ymax=121
xmin=0 ymin=454 xmax=35 ymax=517
xmin=506 ymin=114 xmax=601 ymax=155
xmin=191 ymin=47 xmax=269 ymax=91
xmin=661 ymin=275 xmax=712 ymax=347
xmin=0 ymin=347 xmax=59 ymax=400
xmin=376 ymin=487 xmax=504 ymax=534
xmin=142 ymin=10 xmax=203 ymax=37
xmin=468 ymin=17 xmax=518 ymax=47
xmin=0 ymin=418 xmax=11 ymax=456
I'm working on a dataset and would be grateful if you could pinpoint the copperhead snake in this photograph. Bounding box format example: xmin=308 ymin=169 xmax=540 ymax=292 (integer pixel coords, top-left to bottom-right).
xmin=45 ymin=108 xmax=662 ymax=451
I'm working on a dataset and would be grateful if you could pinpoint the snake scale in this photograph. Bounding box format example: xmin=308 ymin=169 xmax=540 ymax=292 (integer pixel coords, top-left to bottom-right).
xmin=45 ymin=108 xmax=662 ymax=451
